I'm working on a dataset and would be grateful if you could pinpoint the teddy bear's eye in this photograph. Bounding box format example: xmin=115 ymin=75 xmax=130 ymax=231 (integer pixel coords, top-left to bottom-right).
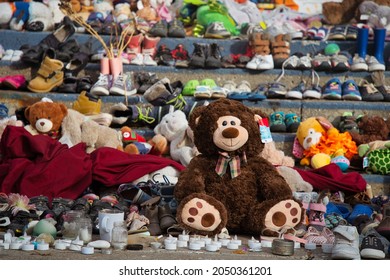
xmin=230 ymin=121 xmax=236 ymax=125
xmin=222 ymin=121 xmax=227 ymax=126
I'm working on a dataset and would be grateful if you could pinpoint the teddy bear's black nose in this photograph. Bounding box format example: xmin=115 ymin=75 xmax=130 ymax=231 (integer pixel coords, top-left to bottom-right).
xmin=40 ymin=122 xmax=45 ymax=127
xmin=222 ymin=127 xmax=239 ymax=138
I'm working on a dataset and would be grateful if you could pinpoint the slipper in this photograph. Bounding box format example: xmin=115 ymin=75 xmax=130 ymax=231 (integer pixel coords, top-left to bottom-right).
xmin=182 ymin=79 xmax=199 ymax=96
xmin=211 ymin=86 xmax=228 ymax=99
xmin=248 ymin=83 xmax=268 ymax=101
xmin=222 ymin=80 xmax=236 ymax=94
xmin=2 ymin=49 xmax=14 ymax=61
xmin=228 ymin=80 xmax=252 ymax=100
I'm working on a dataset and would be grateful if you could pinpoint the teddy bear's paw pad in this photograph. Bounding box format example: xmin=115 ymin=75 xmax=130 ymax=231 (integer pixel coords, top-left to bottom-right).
xmin=181 ymin=198 xmax=222 ymax=232
xmin=264 ymin=200 xmax=302 ymax=232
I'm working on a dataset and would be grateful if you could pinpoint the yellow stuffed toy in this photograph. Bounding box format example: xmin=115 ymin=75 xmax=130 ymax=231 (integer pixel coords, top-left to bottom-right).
xmin=293 ymin=117 xmax=358 ymax=170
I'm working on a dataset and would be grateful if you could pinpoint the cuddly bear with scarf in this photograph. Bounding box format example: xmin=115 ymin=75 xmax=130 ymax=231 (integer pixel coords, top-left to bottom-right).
xmin=174 ymin=99 xmax=302 ymax=237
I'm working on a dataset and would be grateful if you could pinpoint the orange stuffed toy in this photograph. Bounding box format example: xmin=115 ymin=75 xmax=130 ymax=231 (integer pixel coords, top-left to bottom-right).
xmin=293 ymin=117 xmax=358 ymax=171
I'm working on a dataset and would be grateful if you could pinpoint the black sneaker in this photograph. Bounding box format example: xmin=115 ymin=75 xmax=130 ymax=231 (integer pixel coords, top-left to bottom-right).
xmin=167 ymin=19 xmax=186 ymax=38
xmin=51 ymin=197 xmax=74 ymax=218
xmin=360 ymin=235 xmax=386 ymax=259
xmin=205 ymin=43 xmax=222 ymax=69
xmin=189 ymin=43 xmax=206 ymax=68
xmin=71 ymin=197 xmax=91 ymax=215
xmin=155 ymin=44 xmax=175 ymax=66
xmin=149 ymin=20 xmax=168 ymax=37
xmin=8 ymin=211 xmax=39 ymax=236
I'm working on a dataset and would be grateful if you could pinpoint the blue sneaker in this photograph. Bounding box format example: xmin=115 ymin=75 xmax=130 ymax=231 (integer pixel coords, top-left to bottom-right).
xmin=0 ymin=103 xmax=8 ymax=119
xmin=285 ymin=113 xmax=301 ymax=133
xmin=322 ymin=77 xmax=342 ymax=100
xmin=342 ymin=79 xmax=362 ymax=101
xmin=347 ymin=204 xmax=374 ymax=224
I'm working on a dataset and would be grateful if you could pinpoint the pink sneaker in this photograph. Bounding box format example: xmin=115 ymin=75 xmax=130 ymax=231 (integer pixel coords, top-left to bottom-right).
xmin=2 ymin=75 xmax=26 ymax=89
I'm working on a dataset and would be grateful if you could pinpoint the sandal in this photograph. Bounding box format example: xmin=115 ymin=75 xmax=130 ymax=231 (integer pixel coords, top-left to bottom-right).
xmin=303 ymin=226 xmax=335 ymax=245
xmin=228 ymin=80 xmax=252 ymax=100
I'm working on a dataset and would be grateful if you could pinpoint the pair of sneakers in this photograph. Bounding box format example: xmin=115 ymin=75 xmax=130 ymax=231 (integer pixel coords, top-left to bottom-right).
xmin=269 ymin=111 xmax=301 ymax=133
xmin=90 ymin=72 xmax=136 ymax=96
xmin=322 ymin=77 xmax=362 ymax=101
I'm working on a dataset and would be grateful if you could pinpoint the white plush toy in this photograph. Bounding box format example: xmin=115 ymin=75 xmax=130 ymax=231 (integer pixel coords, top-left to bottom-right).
xmin=154 ymin=110 xmax=196 ymax=167
xmin=0 ymin=1 xmax=57 ymax=31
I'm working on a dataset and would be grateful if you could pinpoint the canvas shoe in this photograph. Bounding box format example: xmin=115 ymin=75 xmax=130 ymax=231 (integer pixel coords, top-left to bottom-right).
xmin=303 ymin=70 xmax=321 ymax=99
xmin=322 ymin=77 xmax=342 ymax=100
xmin=367 ymin=55 xmax=386 ymax=72
xmin=342 ymin=80 xmax=362 ymax=101
xmin=111 ymin=73 xmax=137 ymax=96
xmin=283 ymin=54 xmax=300 ymax=69
xmin=312 ymin=53 xmax=331 ymax=71
xmin=297 ymin=53 xmax=312 ymax=70
xmin=90 ymin=73 xmax=112 ymax=96
xmin=350 ymin=54 xmax=368 ymax=71
xmin=204 ymin=21 xmax=231 ymax=39
xmin=331 ymin=225 xmax=361 ymax=260
xmin=331 ymin=51 xmax=351 ymax=71
xmin=360 ymin=235 xmax=386 ymax=259
xmin=286 ymin=80 xmax=305 ymax=99
xmin=269 ymin=111 xmax=286 ymax=132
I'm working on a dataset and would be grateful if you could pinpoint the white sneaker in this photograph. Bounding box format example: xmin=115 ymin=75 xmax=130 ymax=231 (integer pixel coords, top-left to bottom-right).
xmin=351 ymin=54 xmax=368 ymax=71
xmin=331 ymin=225 xmax=361 ymax=260
xmin=90 ymin=73 xmax=111 ymax=96
xmin=130 ymin=53 xmax=144 ymax=65
xmin=367 ymin=55 xmax=385 ymax=72
xmin=143 ymin=54 xmax=157 ymax=66
xmin=246 ymin=54 xmax=274 ymax=70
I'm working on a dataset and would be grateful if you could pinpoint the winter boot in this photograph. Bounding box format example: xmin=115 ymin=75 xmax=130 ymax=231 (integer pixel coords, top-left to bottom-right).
xmin=125 ymin=33 xmax=144 ymax=60
xmin=189 ymin=43 xmax=207 ymax=68
xmin=27 ymin=56 xmax=64 ymax=93
xmin=142 ymin=35 xmax=161 ymax=64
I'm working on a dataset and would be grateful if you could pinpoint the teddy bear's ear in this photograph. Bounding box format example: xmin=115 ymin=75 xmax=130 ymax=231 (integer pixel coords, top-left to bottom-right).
xmin=316 ymin=116 xmax=333 ymax=130
xmin=59 ymin=103 xmax=68 ymax=116
xmin=189 ymin=105 xmax=208 ymax=129
xmin=24 ymin=106 xmax=31 ymax=121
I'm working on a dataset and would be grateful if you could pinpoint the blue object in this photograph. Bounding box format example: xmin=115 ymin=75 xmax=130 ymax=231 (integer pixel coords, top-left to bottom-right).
xmin=342 ymin=79 xmax=362 ymax=101
xmin=374 ymin=28 xmax=386 ymax=64
xmin=322 ymin=77 xmax=342 ymax=100
xmin=357 ymin=28 xmax=369 ymax=58
xmin=325 ymin=202 xmax=352 ymax=219
xmin=347 ymin=204 xmax=374 ymax=224
xmin=0 ymin=104 xmax=8 ymax=119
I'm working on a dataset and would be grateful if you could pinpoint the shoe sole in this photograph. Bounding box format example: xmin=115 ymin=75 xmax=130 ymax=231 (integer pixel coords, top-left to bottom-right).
xmin=110 ymin=88 xmax=137 ymax=96
xmin=27 ymin=79 xmax=63 ymax=93
xmin=360 ymin=248 xmax=385 ymax=259
xmin=91 ymin=86 xmax=110 ymax=96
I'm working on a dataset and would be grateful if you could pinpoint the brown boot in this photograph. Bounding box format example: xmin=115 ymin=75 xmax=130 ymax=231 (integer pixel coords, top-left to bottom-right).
xmin=144 ymin=204 xmax=162 ymax=236
xmin=271 ymin=34 xmax=291 ymax=67
xmin=158 ymin=204 xmax=176 ymax=232
xmin=27 ymin=56 xmax=64 ymax=93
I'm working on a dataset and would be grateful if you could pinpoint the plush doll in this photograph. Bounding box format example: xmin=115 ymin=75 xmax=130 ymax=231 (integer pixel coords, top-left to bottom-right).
xmin=349 ymin=115 xmax=389 ymax=146
xmin=153 ymin=110 xmax=196 ymax=167
xmin=120 ymin=125 xmax=168 ymax=156
xmin=136 ymin=0 xmax=160 ymax=22
xmin=174 ymin=99 xmax=302 ymax=236
xmin=358 ymin=141 xmax=390 ymax=174
xmin=293 ymin=117 xmax=358 ymax=171
xmin=0 ymin=116 xmax=24 ymax=142
xmin=60 ymin=109 xmax=122 ymax=153
xmin=261 ymin=141 xmax=295 ymax=167
xmin=358 ymin=140 xmax=390 ymax=157
xmin=276 ymin=166 xmax=313 ymax=193
xmin=113 ymin=2 xmax=133 ymax=23
xmin=24 ymin=100 xmax=68 ymax=139
xmin=322 ymin=0 xmax=390 ymax=25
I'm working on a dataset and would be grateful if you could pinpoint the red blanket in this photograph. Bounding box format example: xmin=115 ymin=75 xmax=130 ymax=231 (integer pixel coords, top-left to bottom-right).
xmin=0 ymin=126 xmax=185 ymax=201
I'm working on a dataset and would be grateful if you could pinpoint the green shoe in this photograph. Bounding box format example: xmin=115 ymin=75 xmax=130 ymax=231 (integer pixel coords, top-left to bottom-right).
xmin=285 ymin=113 xmax=301 ymax=133
xmin=269 ymin=111 xmax=286 ymax=132
xmin=182 ymin=80 xmax=200 ymax=96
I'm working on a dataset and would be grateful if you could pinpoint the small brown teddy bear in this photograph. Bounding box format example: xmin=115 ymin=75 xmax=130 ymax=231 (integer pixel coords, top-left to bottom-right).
xmin=349 ymin=115 xmax=389 ymax=146
xmin=24 ymin=100 xmax=68 ymax=139
xmin=174 ymin=99 xmax=302 ymax=236
xmin=322 ymin=0 xmax=390 ymax=25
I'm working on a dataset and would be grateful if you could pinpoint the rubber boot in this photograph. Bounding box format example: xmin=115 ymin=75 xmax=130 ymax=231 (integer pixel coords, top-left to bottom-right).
xmin=356 ymin=27 xmax=369 ymax=59
xmin=142 ymin=35 xmax=161 ymax=58
xmin=100 ymin=57 xmax=110 ymax=75
xmin=109 ymin=56 xmax=123 ymax=80
xmin=373 ymin=28 xmax=386 ymax=64
xmin=126 ymin=33 xmax=144 ymax=59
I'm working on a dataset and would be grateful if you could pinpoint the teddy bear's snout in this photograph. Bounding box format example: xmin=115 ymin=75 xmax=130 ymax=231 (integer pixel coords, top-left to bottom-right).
xmin=306 ymin=137 xmax=312 ymax=144
xmin=222 ymin=127 xmax=239 ymax=138
xmin=39 ymin=121 xmax=46 ymax=127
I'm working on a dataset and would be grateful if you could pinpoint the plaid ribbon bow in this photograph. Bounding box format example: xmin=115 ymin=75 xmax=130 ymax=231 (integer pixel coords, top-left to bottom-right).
xmin=215 ymin=151 xmax=247 ymax=179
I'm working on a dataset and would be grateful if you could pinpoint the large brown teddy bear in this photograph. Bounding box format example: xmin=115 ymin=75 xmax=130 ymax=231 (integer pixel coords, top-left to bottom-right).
xmin=322 ymin=0 xmax=390 ymax=25
xmin=24 ymin=100 xmax=67 ymax=139
xmin=174 ymin=99 xmax=302 ymax=236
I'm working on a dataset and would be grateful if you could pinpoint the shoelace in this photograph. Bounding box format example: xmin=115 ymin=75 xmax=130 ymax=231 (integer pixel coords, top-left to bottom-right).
xmin=136 ymin=106 xmax=155 ymax=124
xmin=166 ymin=93 xmax=187 ymax=110
xmin=193 ymin=44 xmax=205 ymax=57
xmin=96 ymin=74 xmax=109 ymax=85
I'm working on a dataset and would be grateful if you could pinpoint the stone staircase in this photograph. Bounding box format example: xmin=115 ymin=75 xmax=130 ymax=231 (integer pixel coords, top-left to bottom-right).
xmin=0 ymin=29 xmax=389 ymax=195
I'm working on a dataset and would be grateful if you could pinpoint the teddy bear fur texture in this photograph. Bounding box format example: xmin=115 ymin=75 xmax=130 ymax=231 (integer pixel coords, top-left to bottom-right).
xmin=349 ymin=115 xmax=390 ymax=146
xmin=322 ymin=0 xmax=390 ymax=25
xmin=24 ymin=100 xmax=68 ymax=138
xmin=174 ymin=99 xmax=302 ymax=236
